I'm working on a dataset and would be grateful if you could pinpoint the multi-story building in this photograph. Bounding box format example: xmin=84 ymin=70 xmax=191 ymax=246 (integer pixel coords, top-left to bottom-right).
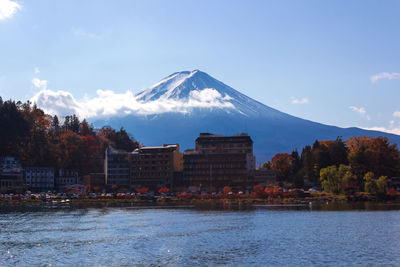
xmin=104 ymin=146 xmax=130 ymax=190
xmin=250 ymin=168 xmax=277 ymax=186
xmin=183 ymin=133 xmax=256 ymax=192
xmin=25 ymin=167 xmax=55 ymax=192
xmin=55 ymin=169 xmax=78 ymax=192
xmin=0 ymin=157 xmax=25 ymax=193
xmin=129 ymin=144 xmax=183 ymax=190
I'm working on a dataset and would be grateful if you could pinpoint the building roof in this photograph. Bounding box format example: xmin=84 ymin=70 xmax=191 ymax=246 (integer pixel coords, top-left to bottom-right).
xmin=196 ymin=133 xmax=253 ymax=144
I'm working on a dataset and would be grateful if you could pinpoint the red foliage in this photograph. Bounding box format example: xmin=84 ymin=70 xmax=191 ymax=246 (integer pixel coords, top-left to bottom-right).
xmin=223 ymin=186 xmax=232 ymax=194
xmin=136 ymin=187 xmax=149 ymax=194
xmin=158 ymin=187 xmax=170 ymax=194
xmin=270 ymin=153 xmax=295 ymax=179
xmin=254 ymin=185 xmax=265 ymax=197
xmin=386 ymin=189 xmax=398 ymax=197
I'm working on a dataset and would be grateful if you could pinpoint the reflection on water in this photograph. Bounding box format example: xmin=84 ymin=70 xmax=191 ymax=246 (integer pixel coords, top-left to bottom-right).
xmin=1 ymin=203 xmax=400 ymax=266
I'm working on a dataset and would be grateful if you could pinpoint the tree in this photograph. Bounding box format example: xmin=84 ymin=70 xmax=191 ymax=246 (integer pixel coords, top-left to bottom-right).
xmin=320 ymin=165 xmax=355 ymax=194
xmin=347 ymin=136 xmax=400 ymax=178
xmin=223 ymin=186 xmax=232 ymax=194
xmin=364 ymin=172 xmax=378 ymax=194
xmin=0 ymin=100 xmax=29 ymax=156
xmin=327 ymin=137 xmax=348 ymax=166
xmin=79 ymin=119 xmax=95 ymax=136
xmin=376 ymin=176 xmax=388 ymax=194
xmin=100 ymin=126 xmax=139 ymax=152
xmin=291 ymin=150 xmax=301 ymax=174
xmin=312 ymin=140 xmax=330 ymax=177
xmin=261 ymin=161 xmax=271 ymax=169
xmin=51 ymin=115 xmax=60 ymax=134
xmin=301 ymin=145 xmax=315 ymax=182
xmin=270 ymin=153 xmax=295 ymax=181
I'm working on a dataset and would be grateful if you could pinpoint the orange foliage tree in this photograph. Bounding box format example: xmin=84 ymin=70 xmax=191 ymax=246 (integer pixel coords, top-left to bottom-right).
xmin=223 ymin=186 xmax=232 ymax=194
xmin=271 ymin=153 xmax=295 ymax=180
xmin=347 ymin=136 xmax=400 ymax=178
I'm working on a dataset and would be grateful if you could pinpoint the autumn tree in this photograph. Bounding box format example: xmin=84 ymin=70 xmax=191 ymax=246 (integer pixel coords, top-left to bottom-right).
xmin=271 ymin=153 xmax=295 ymax=181
xmin=223 ymin=186 xmax=232 ymax=194
xmin=100 ymin=126 xmax=139 ymax=152
xmin=364 ymin=172 xmax=378 ymax=194
xmin=347 ymin=136 xmax=400 ymax=178
xmin=320 ymin=165 xmax=356 ymax=194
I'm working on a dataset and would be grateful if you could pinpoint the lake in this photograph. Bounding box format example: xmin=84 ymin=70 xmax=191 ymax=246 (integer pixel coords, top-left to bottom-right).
xmin=1 ymin=203 xmax=400 ymax=266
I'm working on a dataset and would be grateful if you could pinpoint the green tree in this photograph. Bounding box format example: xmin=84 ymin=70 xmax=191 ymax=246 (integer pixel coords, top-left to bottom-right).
xmin=301 ymin=145 xmax=315 ymax=183
xmin=320 ymin=164 xmax=354 ymax=194
xmin=327 ymin=137 xmax=348 ymax=166
xmin=364 ymin=172 xmax=378 ymax=194
xmin=376 ymin=175 xmax=388 ymax=194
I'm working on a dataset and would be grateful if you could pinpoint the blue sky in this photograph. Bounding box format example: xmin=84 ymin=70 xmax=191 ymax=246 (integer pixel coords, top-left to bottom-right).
xmin=1 ymin=0 xmax=400 ymax=134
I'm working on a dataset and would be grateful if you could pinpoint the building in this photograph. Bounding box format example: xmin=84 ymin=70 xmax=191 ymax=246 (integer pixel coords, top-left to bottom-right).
xmin=80 ymin=173 xmax=106 ymax=192
xmin=388 ymin=177 xmax=400 ymax=191
xmin=24 ymin=167 xmax=55 ymax=192
xmin=104 ymin=146 xmax=130 ymax=190
xmin=183 ymin=133 xmax=256 ymax=192
xmin=55 ymin=169 xmax=78 ymax=192
xmin=129 ymin=144 xmax=183 ymax=190
xmin=250 ymin=168 xmax=277 ymax=186
xmin=0 ymin=157 xmax=25 ymax=193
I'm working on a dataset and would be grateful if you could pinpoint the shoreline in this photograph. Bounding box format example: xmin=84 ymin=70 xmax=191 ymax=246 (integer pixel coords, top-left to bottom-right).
xmin=1 ymin=195 xmax=399 ymax=211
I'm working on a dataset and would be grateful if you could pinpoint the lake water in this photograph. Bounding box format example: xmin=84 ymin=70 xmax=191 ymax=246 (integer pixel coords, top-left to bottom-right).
xmin=1 ymin=203 xmax=400 ymax=266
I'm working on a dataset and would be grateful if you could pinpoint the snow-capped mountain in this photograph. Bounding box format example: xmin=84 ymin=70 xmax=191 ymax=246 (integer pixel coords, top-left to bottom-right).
xmin=135 ymin=70 xmax=288 ymax=118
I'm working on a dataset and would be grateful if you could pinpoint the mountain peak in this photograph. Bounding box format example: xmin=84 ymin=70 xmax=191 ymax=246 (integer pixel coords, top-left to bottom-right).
xmin=135 ymin=69 xmax=211 ymax=101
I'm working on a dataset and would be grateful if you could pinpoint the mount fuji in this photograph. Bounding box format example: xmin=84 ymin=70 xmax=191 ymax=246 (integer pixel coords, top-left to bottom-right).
xmin=86 ymin=70 xmax=400 ymax=163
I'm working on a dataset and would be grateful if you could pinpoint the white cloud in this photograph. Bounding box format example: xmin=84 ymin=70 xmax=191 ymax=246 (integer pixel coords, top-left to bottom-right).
xmin=362 ymin=126 xmax=400 ymax=136
xmin=30 ymin=88 xmax=235 ymax=119
xmin=393 ymin=111 xmax=400 ymax=118
xmin=349 ymin=106 xmax=366 ymax=115
xmin=30 ymin=90 xmax=83 ymax=118
xmin=291 ymin=97 xmax=309 ymax=104
xmin=349 ymin=106 xmax=370 ymax=120
xmin=370 ymin=72 xmax=400 ymax=83
xmin=71 ymin=28 xmax=100 ymax=39
xmin=34 ymin=67 xmax=40 ymax=74
xmin=32 ymin=78 xmax=48 ymax=90
xmin=0 ymin=0 xmax=21 ymax=21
